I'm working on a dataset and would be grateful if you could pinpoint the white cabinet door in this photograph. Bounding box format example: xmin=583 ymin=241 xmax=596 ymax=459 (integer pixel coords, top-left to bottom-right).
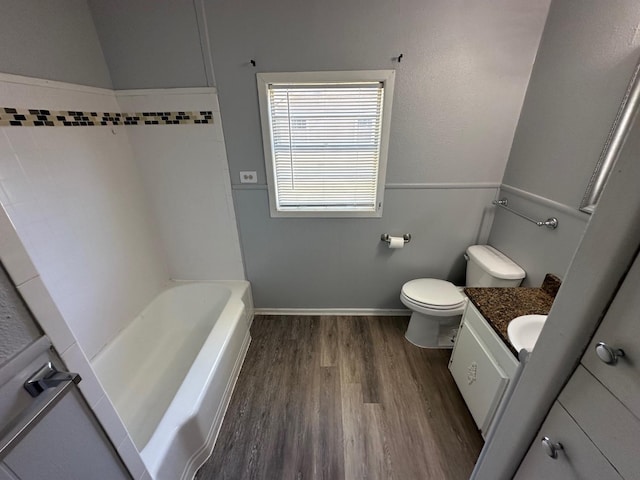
xmin=581 ymin=249 xmax=640 ymax=420
xmin=463 ymin=304 xmax=518 ymax=378
xmin=449 ymin=321 xmax=509 ymax=435
xmin=515 ymin=402 xmax=621 ymax=480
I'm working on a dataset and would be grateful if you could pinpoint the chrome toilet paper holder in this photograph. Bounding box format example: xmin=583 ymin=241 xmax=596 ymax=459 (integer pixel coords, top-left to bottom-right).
xmin=381 ymin=233 xmax=411 ymax=244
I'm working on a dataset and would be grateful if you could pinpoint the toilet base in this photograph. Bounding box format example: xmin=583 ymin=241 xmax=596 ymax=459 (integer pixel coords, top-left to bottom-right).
xmin=404 ymin=311 xmax=462 ymax=348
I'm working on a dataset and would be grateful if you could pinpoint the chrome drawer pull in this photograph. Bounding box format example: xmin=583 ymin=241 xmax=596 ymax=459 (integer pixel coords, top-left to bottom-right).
xmin=595 ymin=342 xmax=625 ymax=365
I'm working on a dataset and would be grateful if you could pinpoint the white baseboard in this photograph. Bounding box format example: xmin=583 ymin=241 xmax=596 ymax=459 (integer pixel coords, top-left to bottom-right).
xmin=254 ymin=308 xmax=411 ymax=316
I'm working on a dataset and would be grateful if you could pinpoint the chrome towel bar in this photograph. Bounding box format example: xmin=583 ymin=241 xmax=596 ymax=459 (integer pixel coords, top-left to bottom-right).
xmin=0 ymin=365 xmax=80 ymax=459
xmin=492 ymin=199 xmax=559 ymax=229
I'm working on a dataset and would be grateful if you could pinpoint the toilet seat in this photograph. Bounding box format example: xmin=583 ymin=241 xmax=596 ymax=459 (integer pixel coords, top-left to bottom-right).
xmin=401 ymin=292 xmax=467 ymax=317
xmin=401 ymin=278 xmax=465 ymax=309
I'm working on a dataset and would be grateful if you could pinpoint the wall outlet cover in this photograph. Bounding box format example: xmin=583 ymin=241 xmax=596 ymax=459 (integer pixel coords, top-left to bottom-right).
xmin=240 ymin=171 xmax=257 ymax=183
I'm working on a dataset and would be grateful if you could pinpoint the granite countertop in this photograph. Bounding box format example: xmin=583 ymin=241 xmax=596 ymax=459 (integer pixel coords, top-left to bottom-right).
xmin=464 ymin=274 xmax=561 ymax=356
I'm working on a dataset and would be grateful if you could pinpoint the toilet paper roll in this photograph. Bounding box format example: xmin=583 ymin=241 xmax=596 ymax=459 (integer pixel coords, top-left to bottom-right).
xmin=388 ymin=236 xmax=404 ymax=249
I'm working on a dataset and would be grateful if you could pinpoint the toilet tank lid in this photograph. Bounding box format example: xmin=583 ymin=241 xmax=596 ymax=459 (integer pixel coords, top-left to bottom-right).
xmin=466 ymin=245 xmax=526 ymax=280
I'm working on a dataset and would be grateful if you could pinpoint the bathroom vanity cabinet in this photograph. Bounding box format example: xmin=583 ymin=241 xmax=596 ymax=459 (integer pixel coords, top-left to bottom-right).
xmin=449 ymin=303 xmax=518 ymax=437
xmin=515 ymin=251 xmax=640 ymax=479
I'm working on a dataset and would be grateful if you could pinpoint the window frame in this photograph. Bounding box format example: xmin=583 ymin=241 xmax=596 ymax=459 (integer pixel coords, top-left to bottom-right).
xmin=256 ymin=70 xmax=395 ymax=218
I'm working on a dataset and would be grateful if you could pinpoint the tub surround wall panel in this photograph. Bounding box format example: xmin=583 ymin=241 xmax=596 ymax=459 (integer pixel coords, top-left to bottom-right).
xmin=235 ymin=187 xmax=497 ymax=309
xmin=117 ymin=89 xmax=245 ymax=282
xmin=0 ymin=0 xmax=112 ymax=89
xmin=0 ymin=203 xmax=39 ymax=287
xmin=0 ymin=76 xmax=169 ymax=361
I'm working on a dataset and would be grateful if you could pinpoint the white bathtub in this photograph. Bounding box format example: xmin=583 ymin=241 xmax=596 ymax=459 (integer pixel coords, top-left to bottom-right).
xmin=92 ymin=281 xmax=253 ymax=480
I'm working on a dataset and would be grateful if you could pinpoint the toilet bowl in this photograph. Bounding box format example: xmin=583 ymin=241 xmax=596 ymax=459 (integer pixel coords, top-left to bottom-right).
xmin=400 ymin=279 xmax=467 ymax=348
xmin=401 ymin=245 xmax=525 ymax=348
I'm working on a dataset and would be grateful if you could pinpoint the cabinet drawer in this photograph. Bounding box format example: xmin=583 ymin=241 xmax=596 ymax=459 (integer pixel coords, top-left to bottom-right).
xmin=463 ymin=303 xmax=518 ymax=377
xmin=559 ymin=365 xmax=640 ymax=480
xmin=448 ymin=321 xmax=508 ymax=435
xmin=515 ymin=402 xmax=621 ymax=480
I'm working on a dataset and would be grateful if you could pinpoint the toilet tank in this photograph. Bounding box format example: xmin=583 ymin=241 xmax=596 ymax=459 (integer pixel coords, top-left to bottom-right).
xmin=465 ymin=245 xmax=525 ymax=287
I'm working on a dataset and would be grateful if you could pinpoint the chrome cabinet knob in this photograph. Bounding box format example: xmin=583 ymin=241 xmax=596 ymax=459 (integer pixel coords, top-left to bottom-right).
xmin=595 ymin=342 xmax=625 ymax=365
xmin=541 ymin=436 xmax=563 ymax=459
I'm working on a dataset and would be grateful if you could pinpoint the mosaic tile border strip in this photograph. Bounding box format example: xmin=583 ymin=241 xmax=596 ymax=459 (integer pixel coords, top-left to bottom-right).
xmin=0 ymin=107 xmax=213 ymax=127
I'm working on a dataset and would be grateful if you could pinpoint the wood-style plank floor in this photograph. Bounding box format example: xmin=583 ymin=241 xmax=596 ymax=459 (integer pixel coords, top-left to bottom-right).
xmin=196 ymin=316 xmax=483 ymax=480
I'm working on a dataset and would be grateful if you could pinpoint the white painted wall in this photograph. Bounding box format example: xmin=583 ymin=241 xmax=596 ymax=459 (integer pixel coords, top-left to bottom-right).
xmin=0 ymin=75 xmax=169 ymax=360
xmin=115 ymin=89 xmax=244 ymax=281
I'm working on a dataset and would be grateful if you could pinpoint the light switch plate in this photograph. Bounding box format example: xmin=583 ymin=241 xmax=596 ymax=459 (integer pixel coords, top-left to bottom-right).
xmin=239 ymin=171 xmax=257 ymax=183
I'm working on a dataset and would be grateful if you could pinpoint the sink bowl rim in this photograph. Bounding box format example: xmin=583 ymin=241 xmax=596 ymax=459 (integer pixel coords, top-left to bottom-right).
xmin=507 ymin=314 xmax=548 ymax=352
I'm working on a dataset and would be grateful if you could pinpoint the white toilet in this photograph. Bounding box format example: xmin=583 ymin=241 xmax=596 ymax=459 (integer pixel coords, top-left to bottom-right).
xmin=401 ymin=245 xmax=525 ymax=348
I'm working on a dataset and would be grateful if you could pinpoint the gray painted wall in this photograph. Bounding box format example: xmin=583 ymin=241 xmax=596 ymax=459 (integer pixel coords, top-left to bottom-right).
xmin=501 ymin=0 xmax=640 ymax=209
xmin=7 ymin=1 xmax=598 ymax=307
xmin=0 ymin=0 xmax=112 ymax=88
xmin=488 ymin=187 xmax=588 ymax=286
xmin=235 ymin=187 xmax=497 ymax=308
xmin=474 ymin=66 xmax=640 ymax=479
xmin=88 ymin=0 xmax=212 ymax=89
xmin=74 ymin=0 xmax=550 ymax=308
xmin=205 ymin=0 xmax=549 ymax=186
xmin=488 ymin=0 xmax=640 ymax=286
xmin=205 ymin=0 xmax=549 ymax=307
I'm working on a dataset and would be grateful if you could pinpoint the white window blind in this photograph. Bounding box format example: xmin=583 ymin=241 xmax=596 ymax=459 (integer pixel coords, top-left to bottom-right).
xmin=269 ymin=82 xmax=384 ymax=211
xmin=264 ymin=80 xmax=386 ymax=214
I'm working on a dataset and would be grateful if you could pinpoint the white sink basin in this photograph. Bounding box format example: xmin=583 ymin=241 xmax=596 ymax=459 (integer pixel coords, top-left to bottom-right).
xmin=507 ymin=314 xmax=548 ymax=352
